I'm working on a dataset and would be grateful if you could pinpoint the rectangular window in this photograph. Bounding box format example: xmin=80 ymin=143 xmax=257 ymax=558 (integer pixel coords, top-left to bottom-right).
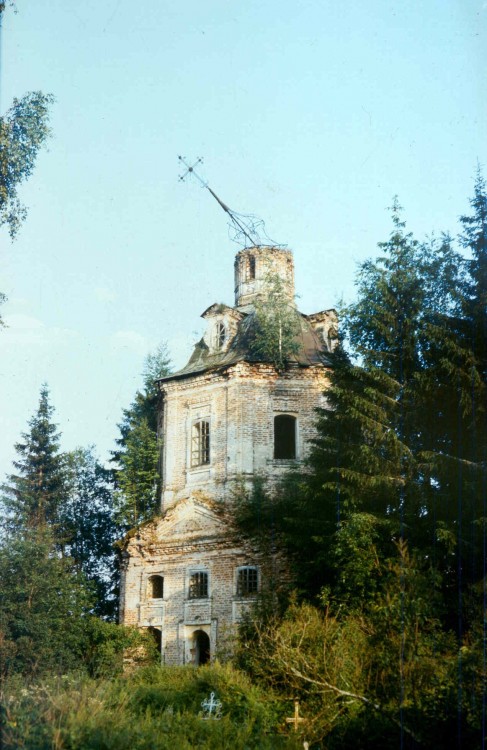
xmin=274 ymin=414 xmax=296 ymax=459
xmin=237 ymin=567 xmax=258 ymax=597
xmin=189 ymin=571 xmax=209 ymax=599
xmin=191 ymin=420 xmax=210 ymax=466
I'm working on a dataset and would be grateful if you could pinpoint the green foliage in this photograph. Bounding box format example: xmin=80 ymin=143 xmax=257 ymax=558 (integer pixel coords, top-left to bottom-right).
xmin=1 ymin=384 xmax=67 ymax=533
xmin=0 ymin=91 xmax=54 ymax=239
xmin=237 ymin=543 xmax=475 ymax=749
xmin=249 ymin=271 xmax=301 ymax=370
xmin=0 ymin=527 xmax=93 ymax=680
xmin=63 ymin=447 xmax=119 ymax=619
xmin=113 ymin=344 xmax=171 ymax=528
xmin=114 ymin=417 xmax=161 ymax=527
xmin=82 ymin=618 xmax=159 ymax=678
xmin=1 ymin=665 xmax=298 ymax=750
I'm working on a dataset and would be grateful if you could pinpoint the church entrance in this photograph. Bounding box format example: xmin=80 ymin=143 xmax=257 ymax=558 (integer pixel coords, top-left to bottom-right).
xmin=193 ymin=629 xmax=210 ymax=666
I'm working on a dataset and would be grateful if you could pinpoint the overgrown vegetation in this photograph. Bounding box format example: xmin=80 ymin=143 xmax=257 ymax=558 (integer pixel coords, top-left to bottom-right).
xmin=249 ymin=270 xmax=301 ymax=370
xmin=233 ymin=174 xmax=487 ymax=748
xmin=1 ymin=664 xmax=300 ymax=750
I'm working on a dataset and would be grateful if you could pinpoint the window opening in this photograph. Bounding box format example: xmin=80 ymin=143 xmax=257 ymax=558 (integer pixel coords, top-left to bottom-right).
xmin=148 ymin=575 xmax=164 ymax=599
xmin=274 ymin=414 xmax=296 ymax=459
xmin=189 ymin=571 xmax=209 ymax=599
xmin=237 ymin=567 xmax=258 ymax=596
xmin=215 ymin=321 xmax=226 ymax=350
xmin=248 ymin=255 xmax=256 ymax=280
xmin=191 ymin=420 xmax=210 ymax=466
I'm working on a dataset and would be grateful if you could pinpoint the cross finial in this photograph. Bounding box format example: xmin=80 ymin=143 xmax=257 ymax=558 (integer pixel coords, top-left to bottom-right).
xmin=178 ymin=156 xmax=206 ymax=186
xmin=177 ymin=155 xmax=282 ymax=249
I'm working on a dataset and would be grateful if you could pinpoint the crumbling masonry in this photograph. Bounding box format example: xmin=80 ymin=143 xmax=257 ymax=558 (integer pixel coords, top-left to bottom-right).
xmin=119 ymin=245 xmax=336 ymax=665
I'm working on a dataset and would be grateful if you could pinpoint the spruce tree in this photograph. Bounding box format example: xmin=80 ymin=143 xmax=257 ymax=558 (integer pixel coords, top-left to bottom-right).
xmin=1 ymin=384 xmax=67 ymax=532
xmin=0 ymin=526 xmax=93 ymax=679
xmin=112 ymin=344 xmax=171 ymax=527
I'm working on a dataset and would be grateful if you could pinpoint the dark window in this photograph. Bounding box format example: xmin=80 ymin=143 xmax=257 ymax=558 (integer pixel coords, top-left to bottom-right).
xmin=237 ymin=567 xmax=258 ymax=596
xmin=191 ymin=420 xmax=210 ymax=466
xmin=216 ymin=322 xmax=226 ymax=350
xmin=274 ymin=414 xmax=296 ymax=459
xmin=148 ymin=575 xmax=164 ymax=599
xmin=189 ymin=571 xmax=209 ymax=599
xmin=248 ymin=255 xmax=256 ymax=280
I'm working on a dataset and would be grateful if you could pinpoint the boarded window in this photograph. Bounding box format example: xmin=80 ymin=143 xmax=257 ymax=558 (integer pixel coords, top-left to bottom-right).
xmin=189 ymin=571 xmax=209 ymax=599
xmin=237 ymin=567 xmax=258 ymax=597
xmin=191 ymin=420 xmax=210 ymax=466
xmin=148 ymin=575 xmax=164 ymax=599
xmin=274 ymin=414 xmax=296 ymax=459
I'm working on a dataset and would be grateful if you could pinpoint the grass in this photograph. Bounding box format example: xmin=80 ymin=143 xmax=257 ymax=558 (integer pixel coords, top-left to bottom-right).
xmin=1 ymin=663 xmax=304 ymax=749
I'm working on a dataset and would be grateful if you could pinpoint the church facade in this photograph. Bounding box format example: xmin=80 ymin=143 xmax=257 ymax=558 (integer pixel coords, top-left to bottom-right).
xmin=119 ymin=245 xmax=336 ymax=665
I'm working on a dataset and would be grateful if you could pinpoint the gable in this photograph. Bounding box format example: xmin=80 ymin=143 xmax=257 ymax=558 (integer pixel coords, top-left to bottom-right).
xmin=141 ymin=495 xmax=227 ymax=545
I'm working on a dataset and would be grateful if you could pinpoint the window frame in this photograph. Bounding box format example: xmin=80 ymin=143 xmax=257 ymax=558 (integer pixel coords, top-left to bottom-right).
xmin=188 ymin=570 xmax=209 ymax=600
xmin=215 ymin=321 xmax=226 ymax=350
xmin=236 ymin=566 xmax=259 ymax=598
xmin=191 ymin=419 xmax=210 ymax=467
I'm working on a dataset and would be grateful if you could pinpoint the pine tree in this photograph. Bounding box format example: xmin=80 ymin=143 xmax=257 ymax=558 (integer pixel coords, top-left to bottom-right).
xmin=1 ymin=384 xmax=67 ymax=532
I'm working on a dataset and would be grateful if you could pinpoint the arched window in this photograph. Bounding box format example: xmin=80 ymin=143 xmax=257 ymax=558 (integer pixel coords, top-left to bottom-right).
xmin=248 ymin=255 xmax=256 ymax=280
xmin=191 ymin=420 xmax=210 ymax=466
xmin=148 ymin=574 xmax=164 ymax=599
xmin=274 ymin=414 xmax=296 ymax=459
xmin=215 ymin=321 xmax=226 ymax=350
xmin=237 ymin=566 xmax=258 ymax=597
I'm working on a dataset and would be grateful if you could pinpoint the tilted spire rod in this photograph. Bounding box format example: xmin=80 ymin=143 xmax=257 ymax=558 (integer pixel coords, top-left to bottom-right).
xmin=178 ymin=156 xmax=281 ymax=249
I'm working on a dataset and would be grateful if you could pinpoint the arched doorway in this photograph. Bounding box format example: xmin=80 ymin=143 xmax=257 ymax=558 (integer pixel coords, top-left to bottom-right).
xmin=193 ymin=629 xmax=210 ymax=666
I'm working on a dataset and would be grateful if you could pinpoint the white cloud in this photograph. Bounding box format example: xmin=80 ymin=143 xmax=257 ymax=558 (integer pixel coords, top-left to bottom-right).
xmin=0 ymin=314 xmax=77 ymax=347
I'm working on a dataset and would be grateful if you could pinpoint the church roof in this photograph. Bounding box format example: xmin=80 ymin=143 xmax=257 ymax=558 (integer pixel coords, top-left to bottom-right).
xmin=159 ymin=307 xmax=333 ymax=383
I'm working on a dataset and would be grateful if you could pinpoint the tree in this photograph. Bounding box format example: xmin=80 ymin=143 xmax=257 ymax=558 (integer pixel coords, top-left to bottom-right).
xmin=1 ymin=384 xmax=67 ymax=533
xmin=113 ymin=344 xmax=171 ymax=528
xmin=0 ymin=91 xmax=54 ymax=240
xmin=0 ymin=526 xmax=93 ymax=679
xmin=62 ymin=447 xmax=119 ymax=619
xmin=249 ymin=271 xmax=301 ymax=371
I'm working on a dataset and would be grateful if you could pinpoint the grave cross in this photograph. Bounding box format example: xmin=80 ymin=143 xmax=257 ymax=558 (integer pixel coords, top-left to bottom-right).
xmin=200 ymin=691 xmax=222 ymax=720
xmin=286 ymin=699 xmax=305 ymax=731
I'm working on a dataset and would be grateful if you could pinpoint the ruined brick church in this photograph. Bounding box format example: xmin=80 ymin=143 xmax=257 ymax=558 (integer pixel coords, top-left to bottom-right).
xmin=119 ymin=245 xmax=336 ymax=665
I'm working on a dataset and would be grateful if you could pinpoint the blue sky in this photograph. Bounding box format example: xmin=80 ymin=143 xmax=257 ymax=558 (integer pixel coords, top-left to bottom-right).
xmin=0 ymin=0 xmax=486 ymax=478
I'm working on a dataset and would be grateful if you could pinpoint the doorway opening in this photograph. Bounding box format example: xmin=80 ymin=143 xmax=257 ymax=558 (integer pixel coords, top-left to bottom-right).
xmin=147 ymin=626 xmax=162 ymax=655
xmin=193 ymin=629 xmax=210 ymax=666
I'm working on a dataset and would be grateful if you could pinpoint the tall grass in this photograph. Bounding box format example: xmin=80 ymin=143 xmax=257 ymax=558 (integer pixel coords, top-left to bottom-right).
xmin=1 ymin=663 xmax=303 ymax=749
